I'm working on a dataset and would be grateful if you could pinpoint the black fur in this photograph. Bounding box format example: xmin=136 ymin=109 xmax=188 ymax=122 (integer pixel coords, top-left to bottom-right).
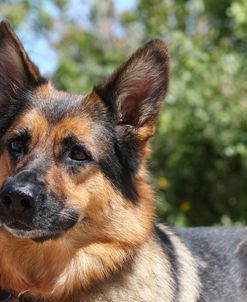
xmin=97 ymin=122 xmax=139 ymax=202
xmin=155 ymin=225 xmax=180 ymax=301
xmin=0 ymin=83 xmax=45 ymax=146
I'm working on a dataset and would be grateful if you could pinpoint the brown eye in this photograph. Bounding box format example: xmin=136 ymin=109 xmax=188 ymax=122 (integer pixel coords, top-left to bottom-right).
xmin=69 ymin=147 xmax=88 ymax=161
xmin=9 ymin=138 xmax=25 ymax=154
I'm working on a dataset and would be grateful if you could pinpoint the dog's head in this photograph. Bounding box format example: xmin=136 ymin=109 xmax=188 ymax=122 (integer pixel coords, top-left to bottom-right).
xmin=0 ymin=20 xmax=169 ymax=247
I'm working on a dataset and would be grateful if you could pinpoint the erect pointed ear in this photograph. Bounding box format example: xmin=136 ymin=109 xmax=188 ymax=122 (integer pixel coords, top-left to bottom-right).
xmin=94 ymin=39 xmax=169 ymax=141
xmin=0 ymin=20 xmax=44 ymax=138
xmin=0 ymin=20 xmax=42 ymax=106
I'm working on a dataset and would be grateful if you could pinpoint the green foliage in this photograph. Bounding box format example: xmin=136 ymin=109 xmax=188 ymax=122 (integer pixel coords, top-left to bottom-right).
xmin=152 ymin=37 xmax=247 ymax=226
xmin=1 ymin=0 xmax=247 ymax=226
xmin=229 ymin=0 xmax=247 ymax=43
xmin=0 ymin=1 xmax=29 ymax=27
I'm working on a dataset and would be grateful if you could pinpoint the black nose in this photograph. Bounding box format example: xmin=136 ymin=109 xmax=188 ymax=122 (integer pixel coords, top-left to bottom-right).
xmin=0 ymin=184 xmax=36 ymax=219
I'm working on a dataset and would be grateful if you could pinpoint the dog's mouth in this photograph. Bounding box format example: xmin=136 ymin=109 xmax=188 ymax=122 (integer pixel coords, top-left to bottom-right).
xmin=1 ymin=207 xmax=79 ymax=242
xmin=3 ymin=222 xmax=64 ymax=243
xmin=6 ymin=221 xmax=32 ymax=231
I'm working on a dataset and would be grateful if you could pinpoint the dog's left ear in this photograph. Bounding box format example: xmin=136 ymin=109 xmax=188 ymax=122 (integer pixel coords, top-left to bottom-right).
xmin=94 ymin=39 xmax=169 ymax=141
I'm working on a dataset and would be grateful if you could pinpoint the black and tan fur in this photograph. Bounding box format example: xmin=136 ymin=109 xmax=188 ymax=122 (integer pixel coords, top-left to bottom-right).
xmin=0 ymin=20 xmax=247 ymax=302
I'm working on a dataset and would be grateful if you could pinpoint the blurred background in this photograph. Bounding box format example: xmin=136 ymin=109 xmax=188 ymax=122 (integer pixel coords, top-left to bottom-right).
xmin=1 ymin=0 xmax=247 ymax=227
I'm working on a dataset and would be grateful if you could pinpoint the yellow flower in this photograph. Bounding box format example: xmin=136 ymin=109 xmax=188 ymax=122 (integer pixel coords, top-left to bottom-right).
xmin=180 ymin=201 xmax=191 ymax=212
xmin=157 ymin=177 xmax=170 ymax=190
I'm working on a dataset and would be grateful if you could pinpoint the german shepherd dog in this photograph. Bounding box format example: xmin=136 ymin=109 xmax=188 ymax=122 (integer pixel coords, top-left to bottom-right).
xmin=0 ymin=20 xmax=247 ymax=302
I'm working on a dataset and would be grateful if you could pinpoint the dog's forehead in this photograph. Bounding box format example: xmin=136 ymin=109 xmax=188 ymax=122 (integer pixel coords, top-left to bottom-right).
xmin=10 ymin=83 xmax=113 ymax=156
xmin=28 ymin=82 xmax=87 ymax=123
xmin=11 ymin=106 xmax=112 ymax=162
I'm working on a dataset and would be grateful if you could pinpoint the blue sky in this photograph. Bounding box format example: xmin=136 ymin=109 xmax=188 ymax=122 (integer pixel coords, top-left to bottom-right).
xmin=17 ymin=0 xmax=136 ymax=75
xmin=114 ymin=0 xmax=136 ymax=11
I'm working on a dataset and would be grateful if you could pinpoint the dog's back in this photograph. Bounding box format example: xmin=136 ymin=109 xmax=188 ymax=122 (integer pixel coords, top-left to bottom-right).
xmin=155 ymin=225 xmax=247 ymax=302
xmin=178 ymin=227 xmax=247 ymax=301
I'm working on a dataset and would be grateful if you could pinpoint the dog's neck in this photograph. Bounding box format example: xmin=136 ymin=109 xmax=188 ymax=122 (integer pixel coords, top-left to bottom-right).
xmin=0 ymin=228 xmax=144 ymax=301
xmin=0 ymin=233 xmax=175 ymax=302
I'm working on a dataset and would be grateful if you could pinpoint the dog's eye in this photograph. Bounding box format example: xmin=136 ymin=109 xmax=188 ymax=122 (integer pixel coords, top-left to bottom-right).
xmin=69 ymin=147 xmax=88 ymax=162
xmin=8 ymin=138 xmax=26 ymax=155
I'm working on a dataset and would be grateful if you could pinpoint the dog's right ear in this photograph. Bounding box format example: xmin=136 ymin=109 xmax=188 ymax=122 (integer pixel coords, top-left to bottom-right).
xmin=0 ymin=20 xmax=42 ymax=106
xmin=0 ymin=20 xmax=43 ymax=138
